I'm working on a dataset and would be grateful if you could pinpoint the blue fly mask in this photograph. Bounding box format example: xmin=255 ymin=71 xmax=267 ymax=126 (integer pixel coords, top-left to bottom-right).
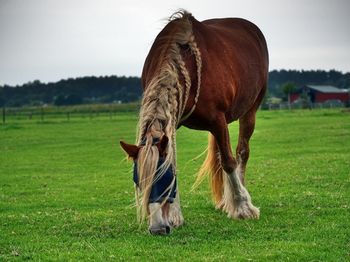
xmin=133 ymin=159 xmax=177 ymax=203
xmin=133 ymin=138 xmax=177 ymax=203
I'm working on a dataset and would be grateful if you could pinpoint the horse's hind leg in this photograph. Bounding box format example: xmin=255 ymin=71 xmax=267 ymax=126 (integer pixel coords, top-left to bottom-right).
xmin=212 ymin=115 xmax=259 ymax=219
xmin=231 ymin=108 xmax=260 ymax=219
xmin=236 ymin=85 xmax=265 ymax=185
xmin=236 ymin=109 xmax=257 ymax=185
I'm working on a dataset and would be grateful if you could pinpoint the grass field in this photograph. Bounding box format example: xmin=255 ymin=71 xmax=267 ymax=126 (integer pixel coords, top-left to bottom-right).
xmin=1 ymin=109 xmax=349 ymax=261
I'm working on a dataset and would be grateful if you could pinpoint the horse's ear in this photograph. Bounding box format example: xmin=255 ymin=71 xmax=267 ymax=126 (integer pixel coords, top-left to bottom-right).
xmin=120 ymin=141 xmax=140 ymax=159
xmin=157 ymin=135 xmax=169 ymax=157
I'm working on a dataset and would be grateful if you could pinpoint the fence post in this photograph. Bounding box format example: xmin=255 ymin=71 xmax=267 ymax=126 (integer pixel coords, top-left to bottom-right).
xmin=2 ymin=106 xmax=5 ymax=124
xmin=41 ymin=106 xmax=44 ymax=121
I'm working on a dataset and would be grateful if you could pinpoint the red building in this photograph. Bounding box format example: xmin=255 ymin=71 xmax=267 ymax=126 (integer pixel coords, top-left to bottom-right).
xmin=290 ymin=85 xmax=350 ymax=104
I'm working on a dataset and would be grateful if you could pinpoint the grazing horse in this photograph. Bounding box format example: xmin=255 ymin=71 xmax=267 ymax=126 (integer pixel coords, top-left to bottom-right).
xmin=120 ymin=10 xmax=268 ymax=235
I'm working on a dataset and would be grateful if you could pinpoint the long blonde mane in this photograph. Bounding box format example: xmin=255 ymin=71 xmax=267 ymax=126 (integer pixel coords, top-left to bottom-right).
xmin=135 ymin=10 xmax=202 ymax=222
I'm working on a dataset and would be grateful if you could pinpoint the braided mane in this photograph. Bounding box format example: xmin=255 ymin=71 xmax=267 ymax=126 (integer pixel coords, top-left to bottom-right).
xmin=134 ymin=10 xmax=202 ymax=222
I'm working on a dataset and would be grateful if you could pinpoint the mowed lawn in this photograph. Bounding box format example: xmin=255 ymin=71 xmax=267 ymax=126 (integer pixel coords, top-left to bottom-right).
xmin=1 ymin=109 xmax=349 ymax=261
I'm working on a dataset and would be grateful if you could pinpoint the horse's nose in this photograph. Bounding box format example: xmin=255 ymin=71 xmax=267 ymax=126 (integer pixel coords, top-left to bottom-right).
xmin=149 ymin=225 xmax=171 ymax=235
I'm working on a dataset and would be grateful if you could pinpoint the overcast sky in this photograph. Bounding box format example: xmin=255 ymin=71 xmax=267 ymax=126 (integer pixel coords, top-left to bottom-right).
xmin=0 ymin=0 xmax=349 ymax=85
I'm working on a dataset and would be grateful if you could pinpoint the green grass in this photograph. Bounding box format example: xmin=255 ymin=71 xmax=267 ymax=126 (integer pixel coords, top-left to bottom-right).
xmin=1 ymin=109 xmax=349 ymax=261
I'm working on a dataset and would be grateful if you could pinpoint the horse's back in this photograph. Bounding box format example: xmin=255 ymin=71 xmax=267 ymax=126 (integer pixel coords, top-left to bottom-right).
xmin=202 ymin=18 xmax=268 ymax=66
xmin=188 ymin=17 xmax=268 ymax=126
xmin=203 ymin=18 xmax=268 ymax=59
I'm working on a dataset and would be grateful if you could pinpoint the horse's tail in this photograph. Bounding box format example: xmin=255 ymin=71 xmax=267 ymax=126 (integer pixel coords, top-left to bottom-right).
xmin=193 ymin=133 xmax=223 ymax=205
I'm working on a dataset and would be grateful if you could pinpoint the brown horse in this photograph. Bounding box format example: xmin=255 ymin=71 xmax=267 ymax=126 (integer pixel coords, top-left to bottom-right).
xmin=120 ymin=10 xmax=268 ymax=235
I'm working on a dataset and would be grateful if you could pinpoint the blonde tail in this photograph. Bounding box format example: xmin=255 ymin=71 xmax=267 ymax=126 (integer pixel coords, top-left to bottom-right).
xmin=193 ymin=133 xmax=223 ymax=205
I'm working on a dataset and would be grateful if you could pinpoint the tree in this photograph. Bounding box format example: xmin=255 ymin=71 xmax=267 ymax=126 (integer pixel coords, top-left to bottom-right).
xmin=65 ymin=94 xmax=82 ymax=105
xmin=0 ymin=88 xmax=4 ymax=107
xmin=282 ymin=82 xmax=296 ymax=110
xmin=54 ymin=94 xmax=66 ymax=106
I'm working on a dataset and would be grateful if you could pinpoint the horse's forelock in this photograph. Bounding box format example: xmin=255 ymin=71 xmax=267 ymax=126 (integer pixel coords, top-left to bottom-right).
xmin=136 ymin=142 xmax=159 ymax=222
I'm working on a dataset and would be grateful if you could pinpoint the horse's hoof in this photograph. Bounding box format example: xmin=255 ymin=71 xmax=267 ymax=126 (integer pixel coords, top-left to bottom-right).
xmin=149 ymin=225 xmax=171 ymax=235
xmin=232 ymin=201 xmax=260 ymax=219
xmin=168 ymin=206 xmax=184 ymax=228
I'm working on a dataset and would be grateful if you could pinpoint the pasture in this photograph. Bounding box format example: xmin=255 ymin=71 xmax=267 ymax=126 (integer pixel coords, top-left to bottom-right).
xmin=1 ymin=109 xmax=349 ymax=261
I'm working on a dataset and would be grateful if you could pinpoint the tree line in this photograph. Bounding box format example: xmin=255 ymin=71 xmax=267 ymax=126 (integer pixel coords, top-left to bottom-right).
xmin=1 ymin=70 xmax=349 ymax=107
xmin=0 ymin=76 xmax=141 ymax=107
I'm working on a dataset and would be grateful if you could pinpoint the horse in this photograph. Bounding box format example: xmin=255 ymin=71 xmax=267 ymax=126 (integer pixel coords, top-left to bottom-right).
xmin=120 ymin=10 xmax=268 ymax=235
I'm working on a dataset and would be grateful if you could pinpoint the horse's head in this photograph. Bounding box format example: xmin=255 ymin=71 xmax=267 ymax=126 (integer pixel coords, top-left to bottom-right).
xmin=120 ymin=135 xmax=176 ymax=235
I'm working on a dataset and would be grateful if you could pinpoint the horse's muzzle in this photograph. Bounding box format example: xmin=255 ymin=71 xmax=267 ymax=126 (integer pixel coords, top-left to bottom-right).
xmin=149 ymin=225 xmax=171 ymax=235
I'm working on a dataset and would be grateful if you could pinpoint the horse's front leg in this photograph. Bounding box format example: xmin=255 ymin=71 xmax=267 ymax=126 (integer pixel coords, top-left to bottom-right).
xmin=168 ymin=190 xmax=184 ymax=228
xmin=212 ymin=116 xmax=259 ymax=219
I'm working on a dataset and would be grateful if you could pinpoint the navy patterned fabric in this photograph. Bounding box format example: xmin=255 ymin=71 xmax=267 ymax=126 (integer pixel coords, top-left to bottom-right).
xmin=133 ymin=158 xmax=177 ymax=203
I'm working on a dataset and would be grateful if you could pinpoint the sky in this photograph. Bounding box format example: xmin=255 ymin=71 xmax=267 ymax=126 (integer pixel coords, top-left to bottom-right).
xmin=0 ymin=0 xmax=349 ymax=85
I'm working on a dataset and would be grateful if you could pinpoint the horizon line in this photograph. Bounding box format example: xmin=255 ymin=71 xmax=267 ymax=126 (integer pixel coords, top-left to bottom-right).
xmin=1 ymin=68 xmax=349 ymax=86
